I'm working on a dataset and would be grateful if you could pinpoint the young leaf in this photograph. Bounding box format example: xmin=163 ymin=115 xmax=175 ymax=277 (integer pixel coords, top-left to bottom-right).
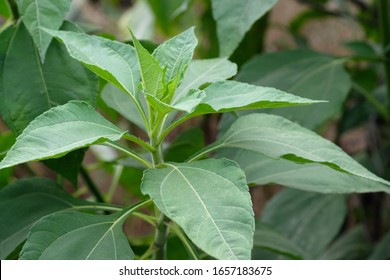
xmin=20 ymin=208 xmax=137 ymax=260
xmin=217 ymin=149 xmax=390 ymax=194
xmin=236 ymin=49 xmax=351 ymax=129
xmin=211 ymin=0 xmax=277 ymax=57
xmin=175 ymin=57 xmax=237 ymax=100
xmin=0 ymin=177 xmax=92 ymax=259
xmin=131 ymin=30 xmax=166 ymax=99
xmin=45 ymin=28 xmax=140 ymax=97
xmin=1 ymin=22 xmax=98 ymax=135
xmin=0 ymin=101 xmax=125 ymax=170
xmin=253 ymin=223 xmax=305 ymax=260
xmin=153 ymin=27 xmax=197 ymax=83
xmin=16 ymin=0 xmax=72 ymax=62
xmin=261 ymin=188 xmax=347 ymax=258
xmin=141 ymin=158 xmax=254 ymax=260
xmin=206 ymin=113 xmax=390 ymax=187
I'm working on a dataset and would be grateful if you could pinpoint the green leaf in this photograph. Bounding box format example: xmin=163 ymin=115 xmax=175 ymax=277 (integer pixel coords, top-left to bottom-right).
xmin=0 ymin=177 xmax=90 ymax=259
xmin=208 ymin=113 xmax=390 ymax=187
xmin=131 ymin=30 xmax=165 ymax=99
xmin=217 ymin=149 xmax=390 ymax=194
xmin=153 ymin=27 xmax=197 ymax=84
xmin=211 ymin=0 xmax=277 ymax=57
xmin=16 ymin=0 xmax=71 ymax=62
xmin=0 ymin=101 xmax=125 ymax=170
xmin=1 ymin=22 xmax=98 ymax=135
xmin=101 ymin=83 xmax=146 ymax=131
xmin=197 ymin=80 xmax=323 ymax=113
xmin=369 ymin=230 xmax=390 ymax=259
xmin=165 ymin=127 xmax=205 ymax=162
xmin=253 ymin=223 xmax=305 ymax=260
xmin=141 ymin=158 xmax=254 ymax=260
xmin=261 ymin=188 xmax=347 ymax=258
xmin=236 ymin=49 xmax=351 ymax=129
xmin=20 ymin=208 xmax=136 ymax=259
xmin=46 ymin=28 xmax=140 ymax=97
xmin=175 ymin=57 xmax=237 ymax=100
xmin=0 ymin=0 xmax=12 ymax=19
xmin=320 ymin=226 xmax=372 ymax=260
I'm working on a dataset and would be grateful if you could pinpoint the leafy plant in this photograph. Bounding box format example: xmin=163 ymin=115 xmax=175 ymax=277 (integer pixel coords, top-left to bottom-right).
xmin=0 ymin=0 xmax=390 ymax=260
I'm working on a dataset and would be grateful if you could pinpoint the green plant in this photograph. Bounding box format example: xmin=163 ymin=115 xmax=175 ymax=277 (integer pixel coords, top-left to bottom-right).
xmin=1 ymin=0 xmax=390 ymax=260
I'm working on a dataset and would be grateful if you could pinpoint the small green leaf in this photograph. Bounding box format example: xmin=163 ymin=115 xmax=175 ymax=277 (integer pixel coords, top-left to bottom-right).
xmin=141 ymin=158 xmax=254 ymax=260
xmin=261 ymin=188 xmax=347 ymax=258
xmin=0 ymin=0 xmax=13 ymax=19
xmin=0 ymin=177 xmax=91 ymax=259
xmin=1 ymin=22 xmax=98 ymax=135
xmin=131 ymin=30 xmax=166 ymax=99
xmin=46 ymin=28 xmax=140 ymax=97
xmin=217 ymin=149 xmax=390 ymax=194
xmin=0 ymin=101 xmax=125 ymax=170
xmin=153 ymin=27 xmax=197 ymax=83
xmin=16 ymin=0 xmax=71 ymax=62
xmin=211 ymin=0 xmax=277 ymax=57
xmin=176 ymin=57 xmax=237 ymax=100
xmin=208 ymin=113 xmax=390 ymax=187
xmin=20 ymin=208 xmax=136 ymax=260
xmin=236 ymin=49 xmax=351 ymax=129
xmin=253 ymin=223 xmax=305 ymax=260
xmin=320 ymin=226 xmax=372 ymax=260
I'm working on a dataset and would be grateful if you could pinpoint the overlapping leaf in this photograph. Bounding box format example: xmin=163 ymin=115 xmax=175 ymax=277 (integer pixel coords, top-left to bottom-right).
xmin=0 ymin=177 xmax=91 ymax=259
xmin=20 ymin=209 xmax=135 ymax=260
xmin=141 ymin=158 xmax=254 ymax=260
xmin=0 ymin=101 xmax=125 ymax=170
xmin=207 ymin=113 xmax=390 ymax=187
xmin=261 ymin=188 xmax=347 ymax=258
xmin=16 ymin=0 xmax=71 ymax=62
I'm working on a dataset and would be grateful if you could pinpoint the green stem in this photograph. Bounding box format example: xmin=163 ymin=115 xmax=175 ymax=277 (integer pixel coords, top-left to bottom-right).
xmin=80 ymin=166 xmax=105 ymax=203
xmin=123 ymin=133 xmax=155 ymax=152
xmin=352 ymin=82 xmax=389 ymax=120
xmin=378 ymin=0 xmax=390 ymax=114
xmin=168 ymin=223 xmax=199 ymax=260
xmin=104 ymin=141 xmax=153 ymax=168
xmin=106 ymin=164 xmax=123 ymax=202
xmin=71 ymin=205 xmax=124 ymax=212
xmin=153 ymin=212 xmax=169 ymax=260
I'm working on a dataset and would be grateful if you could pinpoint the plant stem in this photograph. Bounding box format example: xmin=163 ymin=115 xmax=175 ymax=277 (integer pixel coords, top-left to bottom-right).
xmin=104 ymin=141 xmax=153 ymax=168
xmin=80 ymin=166 xmax=105 ymax=203
xmin=168 ymin=223 xmax=199 ymax=260
xmin=153 ymin=212 xmax=169 ymax=260
xmin=106 ymin=164 xmax=123 ymax=202
xmin=123 ymin=133 xmax=155 ymax=152
xmin=378 ymin=0 xmax=390 ymax=114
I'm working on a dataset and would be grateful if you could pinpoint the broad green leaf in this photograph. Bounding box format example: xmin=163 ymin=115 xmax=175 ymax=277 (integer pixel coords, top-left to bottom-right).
xmin=236 ymin=49 xmax=351 ymax=129
xmin=46 ymin=28 xmax=140 ymax=97
xmin=253 ymin=223 xmax=304 ymax=260
xmin=211 ymin=0 xmax=277 ymax=57
xmin=0 ymin=177 xmax=91 ymax=259
xmin=369 ymin=230 xmax=390 ymax=259
xmin=153 ymin=27 xmax=197 ymax=83
xmin=16 ymin=0 xmax=71 ymax=62
xmin=261 ymin=188 xmax=347 ymax=258
xmin=175 ymin=57 xmax=237 ymax=100
xmin=197 ymin=80 xmax=323 ymax=113
xmin=165 ymin=127 xmax=204 ymax=162
xmin=208 ymin=113 xmax=390 ymax=187
xmin=20 ymin=208 xmax=136 ymax=259
xmin=2 ymin=22 xmax=98 ymax=135
xmin=217 ymin=149 xmax=390 ymax=194
xmin=131 ymin=30 xmax=165 ymax=99
xmin=0 ymin=101 xmax=125 ymax=170
xmin=320 ymin=226 xmax=372 ymax=260
xmin=101 ymin=83 xmax=146 ymax=131
xmin=141 ymin=158 xmax=254 ymax=260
